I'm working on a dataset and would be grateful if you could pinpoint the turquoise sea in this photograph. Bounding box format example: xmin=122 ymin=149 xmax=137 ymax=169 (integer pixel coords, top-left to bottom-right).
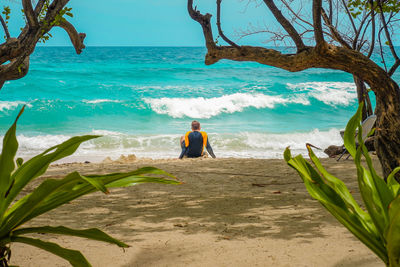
xmin=0 ymin=47 xmax=390 ymax=161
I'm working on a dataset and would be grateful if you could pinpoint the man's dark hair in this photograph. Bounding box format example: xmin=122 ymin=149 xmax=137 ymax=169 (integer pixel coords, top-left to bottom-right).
xmin=191 ymin=120 xmax=200 ymax=130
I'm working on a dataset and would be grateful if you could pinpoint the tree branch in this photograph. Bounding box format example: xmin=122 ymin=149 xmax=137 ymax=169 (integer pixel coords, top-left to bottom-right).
xmin=312 ymin=0 xmax=324 ymax=45
xmin=187 ymin=0 xmax=216 ymax=50
xmin=378 ymin=4 xmax=399 ymax=63
xmin=216 ymin=0 xmax=240 ymax=48
xmin=321 ymin=8 xmax=351 ymax=49
xmin=340 ymin=0 xmax=357 ymax=33
xmin=352 ymin=10 xmax=373 ymax=49
xmin=22 ymin=0 xmax=39 ymax=28
xmin=0 ymin=14 xmax=10 ymax=40
xmin=57 ymin=19 xmax=86 ymax=54
xmin=34 ymin=0 xmax=46 ymax=16
xmin=367 ymin=0 xmax=376 ymax=58
xmin=262 ymin=0 xmax=305 ymax=51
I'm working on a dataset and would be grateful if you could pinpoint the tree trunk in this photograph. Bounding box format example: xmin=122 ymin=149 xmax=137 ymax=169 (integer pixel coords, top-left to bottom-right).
xmin=373 ymin=79 xmax=400 ymax=180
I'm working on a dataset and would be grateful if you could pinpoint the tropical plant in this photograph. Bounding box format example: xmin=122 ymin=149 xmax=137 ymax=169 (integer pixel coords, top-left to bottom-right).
xmin=0 ymin=107 xmax=181 ymax=267
xmin=284 ymin=104 xmax=400 ymax=267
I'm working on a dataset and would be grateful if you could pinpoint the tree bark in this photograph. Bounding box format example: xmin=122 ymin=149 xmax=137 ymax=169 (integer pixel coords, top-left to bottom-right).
xmin=353 ymin=76 xmax=373 ymax=120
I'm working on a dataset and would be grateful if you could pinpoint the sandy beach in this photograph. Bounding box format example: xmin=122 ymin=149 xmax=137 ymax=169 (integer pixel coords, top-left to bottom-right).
xmin=8 ymin=156 xmax=383 ymax=267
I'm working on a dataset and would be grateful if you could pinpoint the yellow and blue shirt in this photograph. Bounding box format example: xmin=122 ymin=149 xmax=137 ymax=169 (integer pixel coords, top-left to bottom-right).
xmin=179 ymin=131 xmax=216 ymax=159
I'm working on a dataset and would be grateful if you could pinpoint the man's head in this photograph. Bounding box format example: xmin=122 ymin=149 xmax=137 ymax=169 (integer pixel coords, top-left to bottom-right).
xmin=191 ymin=120 xmax=201 ymax=131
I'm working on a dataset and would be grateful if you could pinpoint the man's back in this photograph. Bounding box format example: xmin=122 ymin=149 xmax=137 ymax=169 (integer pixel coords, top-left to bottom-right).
xmin=179 ymin=120 xmax=216 ymax=159
xmin=185 ymin=131 xmax=206 ymax=157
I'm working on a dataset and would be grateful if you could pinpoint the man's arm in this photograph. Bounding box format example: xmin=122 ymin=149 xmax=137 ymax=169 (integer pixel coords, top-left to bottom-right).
xmin=206 ymin=139 xmax=216 ymax=158
xmin=179 ymin=144 xmax=187 ymax=159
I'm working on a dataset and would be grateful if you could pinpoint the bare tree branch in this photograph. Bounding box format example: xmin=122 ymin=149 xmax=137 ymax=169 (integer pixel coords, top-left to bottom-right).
xmin=216 ymin=0 xmax=240 ymax=48
xmin=0 ymin=14 xmax=10 ymax=40
xmin=321 ymin=8 xmax=351 ymax=48
xmin=0 ymin=0 xmax=85 ymax=87
xmin=57 ymin=19 xmax=86 ymax=54
xmin=187 ymin=0 xmax=216 ymax=50
xmin=312 ymin=0 xmax=324 ymax=45
xmin=281 ymin=0 xmax=313 ymax=28
xmin=262 ymin=0 xmax=305 ymax=51
xmin=340 ymin=0 xmax=357 ymax=33
xmin=22 ymin=0 xmax=39 ymax=28
xmin=367 ymin=0 xmax=376 ymax=58
xmin=34 ymin=0 xmax=46 ymax=15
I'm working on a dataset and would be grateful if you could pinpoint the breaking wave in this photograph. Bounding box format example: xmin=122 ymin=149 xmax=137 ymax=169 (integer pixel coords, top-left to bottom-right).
xmin=2 ymin=128 xmax=343 ymax=162
xmin=144 ymin=93 xmax=310 ymax=118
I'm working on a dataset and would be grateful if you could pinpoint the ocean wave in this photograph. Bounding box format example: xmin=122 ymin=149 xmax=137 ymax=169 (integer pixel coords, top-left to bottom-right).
xmin=82 ymin=99 xmax=122 ymax=104
xmin=0 ymin=101 xmax=32 ymax=112
xmin=2 ymin=129 xmax=343 ymax=162
xmin=287 ymin=82 xmax=357 ymax=106
xmin=144 ymin=93 xmax=310 ymax=119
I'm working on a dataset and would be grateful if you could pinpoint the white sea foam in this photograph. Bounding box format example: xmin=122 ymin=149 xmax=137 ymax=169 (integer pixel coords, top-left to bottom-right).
xmin=83 ymin=99 xmax=122 ymax=104
xmin=287 ymin=82 xmax=357 ymax=106
xmin=2 ymin=129 xmax=343 ymax=162
xmin=144 ymin=93 xmax=309 ymax=119
xmin=0 ymin=101 xmax=31 ymax=112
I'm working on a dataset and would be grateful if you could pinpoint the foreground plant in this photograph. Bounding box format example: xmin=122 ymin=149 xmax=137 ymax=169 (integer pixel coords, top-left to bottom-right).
xmin=284 ymin=104 xmax=400 ymax=267
xmin=0 ymin=107 xmax=180 ymax=267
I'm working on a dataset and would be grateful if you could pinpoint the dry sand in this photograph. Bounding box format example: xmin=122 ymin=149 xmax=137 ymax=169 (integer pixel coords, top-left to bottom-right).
xmin=10 ymin=157 xmax=383 ymax=267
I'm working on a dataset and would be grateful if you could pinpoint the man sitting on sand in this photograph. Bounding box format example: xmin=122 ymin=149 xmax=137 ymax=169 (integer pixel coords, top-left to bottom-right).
xmin=179 ymin=120 xmax=216 ymax=159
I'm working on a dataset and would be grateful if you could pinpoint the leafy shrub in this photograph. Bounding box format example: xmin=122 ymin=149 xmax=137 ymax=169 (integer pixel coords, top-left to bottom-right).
xmin=284 ymin=104 xmax=400 ymax=267
xmin=0 ymin=107 xmax=180 ymax=266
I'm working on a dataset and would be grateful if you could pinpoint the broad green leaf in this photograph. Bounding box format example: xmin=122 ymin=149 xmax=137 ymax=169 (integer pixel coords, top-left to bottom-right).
xmin=0 ymin=107 xmax=24 ymax=201
xmin=286 ymin=153 xmax=386 ymax=262
xmin=343 ymin=104 xmax=363 ymax=159
xmin=16 ymin=157 xmax=23 ymax=167
xmin=387 ymin=167 xmax=400 ymax=197
xmin=0 ymin=177 xmax=79 ymax=236
xmin=106 ymin=176 xmax=182 ymax=188
xmin=1 ymin=135 xmax=100 ymax=217
xmin=386 ymin=196 xmax=400 ymax=266
xmin=307 ymin=145 xmax=375 ymax=233
xmin=288 ymin=156 xmax=386 ymax=259
xmin=355 ymin=126 xmax=392 ymax=239
xmin=11 ymin=236 xmax=90 ymax=267
xmin=13 ymin=226 xmax=128 ymax=248
xmin=283 ymin=147 xmax=291 ymax=162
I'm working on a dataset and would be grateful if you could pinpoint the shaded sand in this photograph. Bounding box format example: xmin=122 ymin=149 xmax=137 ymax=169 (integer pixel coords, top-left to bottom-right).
xmin=11 ymin=157 xmax=383 ymax=266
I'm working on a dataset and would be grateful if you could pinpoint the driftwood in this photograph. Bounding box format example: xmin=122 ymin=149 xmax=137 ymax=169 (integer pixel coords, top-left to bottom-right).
xmin=324 ymin=137 xmax=376 ymax=158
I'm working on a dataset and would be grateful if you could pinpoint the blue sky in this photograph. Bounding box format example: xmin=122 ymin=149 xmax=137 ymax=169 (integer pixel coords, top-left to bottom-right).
xmin=5 ymin=0 xmax=273 ymax=46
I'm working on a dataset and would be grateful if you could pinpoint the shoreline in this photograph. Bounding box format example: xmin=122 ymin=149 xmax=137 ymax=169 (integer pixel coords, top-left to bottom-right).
xmin=11 ymin=157 xmax=382 ymax=266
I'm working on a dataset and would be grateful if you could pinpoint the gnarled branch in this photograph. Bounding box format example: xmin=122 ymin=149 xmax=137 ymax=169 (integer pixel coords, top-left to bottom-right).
xmin=312 ymin=0 xmax=324 ymax=46
xmin=216 ymin=0 xmax=240 ymax=48
xmin=22 ymin=0 xmax=39 ymax=28
xmin=0 ymin=14 xmax=10 ymax=40
xmin=0 ymin=0 xmax=85 ymax=88
xmin=57 ymin=19 xmax=86 ymax=54
xmin=321 ymin=8 xmax=350 ymax=49
xmin=263 ymin=0 xmax=305 ymax=51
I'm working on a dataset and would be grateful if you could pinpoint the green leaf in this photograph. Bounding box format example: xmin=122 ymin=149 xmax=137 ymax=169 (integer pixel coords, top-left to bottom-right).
xmin=106 ymin=176 xmax=181 ymax=188
xmin=13 ymin=226 xmax=128 ymax=248
xmin=286 ymin=153 xmax=386 ymax=262
xmin=283 ymin=147 xmax=291 ymax=162
xmin=0 ymin=107 xmax=24 ymax=201
xmin=2 ymin=135 xmax=100 ymax=216
xmin=306 ymin=145 xmax=375 ymax=232
xmin=387 ymin=167 xmax=400 ymax=197
xmin=343 ymin=104 xmax=363 ymax=159
xmin=16 ymin=157 xmax=23 ymax=167
xmin=386 ymin=196 xmax=400 ymax=266
xmin=11 ymin=236 xmax=91 ymax=267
